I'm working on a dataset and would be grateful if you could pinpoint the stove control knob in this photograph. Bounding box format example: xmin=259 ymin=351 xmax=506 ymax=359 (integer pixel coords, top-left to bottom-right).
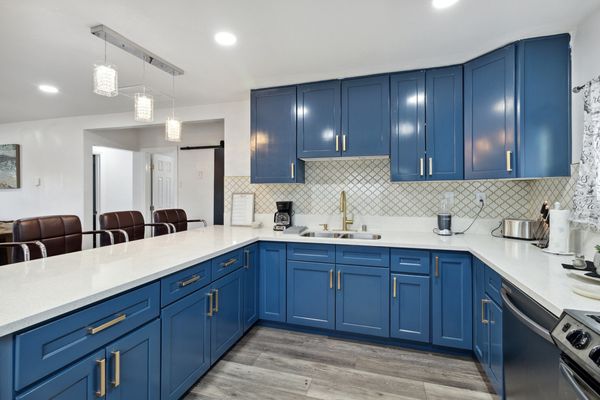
xmin=566 ymin=329 xmax=592 ymax=350
xmin=589 ymin=347 xmax=600 ymax=367
xmin=562 ymin=322 xmax=571 ymax=332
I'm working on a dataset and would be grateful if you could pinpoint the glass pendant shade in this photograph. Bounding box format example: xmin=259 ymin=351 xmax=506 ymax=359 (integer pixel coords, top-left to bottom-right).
xmin=134 ymin=93 xmax=154 ymax=122
xmin=93 ymin=64 xmax=118 ymax=97
xmin=165 ymin=117 xmax=182 ymax=142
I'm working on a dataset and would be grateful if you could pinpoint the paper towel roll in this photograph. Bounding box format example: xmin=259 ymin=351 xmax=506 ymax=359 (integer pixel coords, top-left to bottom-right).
xmin=547 ymin=208 xmax=570 ymax=254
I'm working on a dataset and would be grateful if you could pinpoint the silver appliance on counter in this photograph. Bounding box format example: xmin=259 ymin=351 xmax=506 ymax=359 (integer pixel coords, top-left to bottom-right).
xmin=502 ymin=218 xmax=542 ymax=240
xmin=552 ymin=310 xmax=600 ymax=399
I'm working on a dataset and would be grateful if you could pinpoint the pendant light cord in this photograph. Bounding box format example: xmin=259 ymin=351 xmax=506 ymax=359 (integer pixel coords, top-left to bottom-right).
xmin=171 ymin=73 xmax=176 ymax=118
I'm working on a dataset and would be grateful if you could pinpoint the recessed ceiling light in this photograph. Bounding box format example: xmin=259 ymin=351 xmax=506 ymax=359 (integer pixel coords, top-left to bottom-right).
xmin=432 ymin=0 xmax=459 ymax=9
xmin=214 ymin=31 xmax=237 ymax=46
xmin=38 ymin=84 xmax=59 ymax=94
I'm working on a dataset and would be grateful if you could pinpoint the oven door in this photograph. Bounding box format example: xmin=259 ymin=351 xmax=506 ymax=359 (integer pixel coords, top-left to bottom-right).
xmin=559 ymin=356 xmax=600 ymax=400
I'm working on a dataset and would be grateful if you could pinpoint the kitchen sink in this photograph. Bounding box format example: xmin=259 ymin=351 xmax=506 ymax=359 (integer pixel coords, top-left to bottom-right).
xmin=300 ymin=231 xmax=381 ymax=240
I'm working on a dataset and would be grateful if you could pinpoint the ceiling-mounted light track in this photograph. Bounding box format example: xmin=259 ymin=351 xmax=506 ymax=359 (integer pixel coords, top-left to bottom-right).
xmin=90 ymin=25 xmax=184 ymax=76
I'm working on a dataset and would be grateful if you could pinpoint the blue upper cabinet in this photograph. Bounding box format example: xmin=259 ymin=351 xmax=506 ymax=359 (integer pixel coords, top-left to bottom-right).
xmin=426 ymin=66 xmax=464 ymax=180
xmin=431 ymin=252 xmax=473 ymax=350
xmin=464 ymin=44 xmax=516 ymax=179
xmin=297 ymin=81 xmax=342 ymax=158
xmin=341 ymin=75 xmax=390 ymax=157
xmin=390 ymin=71 xmax=426 ymax=181
xmin=517 ymin=34 xmax=571 ymax=178
xmin=259 ymin=242 xmax=287 ymax=322
xmin=251 ymin=86 xmax=305 ymax=183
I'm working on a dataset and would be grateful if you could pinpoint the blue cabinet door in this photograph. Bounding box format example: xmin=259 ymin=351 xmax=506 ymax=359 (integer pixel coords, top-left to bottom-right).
xmin=210 ymin=268 xmax=244 ymax=364
xmin=517 ymin=34 xmax=571 ymax=178
xmin=161 ymin=290 xmax=211 ymax=400
xmin=473 ymin=259 xmax=488 ymax=364
xmin=297 ymin=80 xmax=342 ymax=158
xmin=335 ymin=265 xmax=389 ymax=337
xmin=488 ymin=297 xmax=504 ymax=397
xmin=107 ymin=320 xmax=160 ymax=400
xmin=390 ymin=71 xmax=426 ymax=181
xmin=287 ymin=261 xmax=335 ymax=329
xmin=259 ymin=242 xmax=287 ymax=322
xmin=16 ymin=350 xmax=105 ymax=400
xmin=243 ymin=244 xmax=259 ymax=332
xmin=390 ymin=274 xmax=430 ymax=343
xmin=341 ymin=75 xmax=390 ymax=157
xmin=464 ymin=45 xmax=516 ymax=179
xmin=426 ymin=66 xmax=464 ymax=180
xmin=251 ymin=86 xmax=304 ymax=183
xmin=431 ymin=252 xmax=473 ymax=349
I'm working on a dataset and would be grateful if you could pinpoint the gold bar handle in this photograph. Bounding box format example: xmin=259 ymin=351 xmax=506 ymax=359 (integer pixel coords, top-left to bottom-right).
xmin=481 ymin=299 xmax=490 ymax=324
xmin=214 ymin=289 xmax=219 ymax=313
xmin=291 ymin=162 xmax=295 ymax=179
xmin=393 ymin=276 xmax=397 ymax=298
xmin=506 ymin=150 xmax=512 ymax=172
xmin=96 ymin=358 xmax=106 ymax=397
xmin=220 ymin=258 xmax=237 ymax=267
xmin=179 ymin=274 xmax=200 ymax=287
xmin=329 ymin=270 xmax=333 ymax=289
xmin=88 ymin=314 xmax=127 ymax=335
xmin=420 ymin=158 xmax=424 ymax=176
xmin=207 ymin=292 xmax=214 ymax=317
xmin=429 ymin=157 xmax=433 ymax=176
xmin=435 ymin=256 xmax=439 ymax=278
xmin=342 ymin=135 xmax=347 ymax=152
xmin=336 ymin=135 xmax=340 ymax=152
xmin=111 ymin=351 xmax=120 ymax=388
xmin=337 ymin=271 xmax=341 ymax=290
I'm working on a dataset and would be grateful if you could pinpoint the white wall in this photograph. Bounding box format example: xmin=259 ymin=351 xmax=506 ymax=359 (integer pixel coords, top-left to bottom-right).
xmin=0 ymin=100 xmax=248 ymax=228
xmin=571 ymin=6 xmax=600 ymax=162
xmin=93 ymin=146 xmax=134 ymax=214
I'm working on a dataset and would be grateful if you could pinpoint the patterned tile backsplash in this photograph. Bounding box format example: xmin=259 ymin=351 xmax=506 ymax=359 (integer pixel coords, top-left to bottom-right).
xmin=225 ymin=159 xmax=576 ymax=219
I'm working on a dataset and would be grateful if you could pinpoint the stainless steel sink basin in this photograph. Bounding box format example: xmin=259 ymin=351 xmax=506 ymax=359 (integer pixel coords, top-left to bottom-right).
xmin=340 ymin=233 xmax=382 ymax=240
xmin=300 ymin=231 xmax=381 ymax=240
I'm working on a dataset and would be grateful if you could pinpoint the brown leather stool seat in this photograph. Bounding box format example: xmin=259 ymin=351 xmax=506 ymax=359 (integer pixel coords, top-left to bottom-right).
xmin=153 ymin=209 xmax=207 ymax=236
xmin=99 ymin=210 xmax=174 ymax=246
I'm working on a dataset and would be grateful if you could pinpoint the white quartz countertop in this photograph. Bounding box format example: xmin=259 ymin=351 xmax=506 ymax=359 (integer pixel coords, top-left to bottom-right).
xmin=0 ymin=225 xmax=598 ymax=337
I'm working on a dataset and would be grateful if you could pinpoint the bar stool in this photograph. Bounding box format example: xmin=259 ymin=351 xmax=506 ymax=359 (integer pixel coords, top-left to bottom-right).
xmin=99 ymin=210 xmax=174 ymax=246
xmin=153 ymin=209 xmax=207 ymax=236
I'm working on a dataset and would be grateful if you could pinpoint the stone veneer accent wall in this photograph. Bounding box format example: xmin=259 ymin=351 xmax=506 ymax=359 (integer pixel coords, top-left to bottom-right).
xmin=225 ymin=159 xmax=576 ymax=219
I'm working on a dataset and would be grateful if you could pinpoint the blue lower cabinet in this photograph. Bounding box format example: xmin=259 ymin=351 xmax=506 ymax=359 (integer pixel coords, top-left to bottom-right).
xmin=16 ymin=349 xmax=105 ymax=400
xmin=287 ymin=261 xmax=335 ymax=329
xmin=473 ymin=259 xmax=488 ymax=364
xmin=390 ymin=274 xmax=430 ymax=343
xmin=161 ymin=290 xmax=211 ymax=400
xmin=106 ymin=320 xmax=160 ymax=400
xmin=259 ymin=242 xmax=287 ymax=322
xmin=488 ymin=297 xmax=504 ymax=396
xmin=210 ymin=268 xmax=244 ymax=364
xmin=335 ymin=265 xmax=389 ymax=337
xmin=243 ymin=244 xmax=259 ymax=332
xmin=431 ymin=252 xmax=473 ymax=350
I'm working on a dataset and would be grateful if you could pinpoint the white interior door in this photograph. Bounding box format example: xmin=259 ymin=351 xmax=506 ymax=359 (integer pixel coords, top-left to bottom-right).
xmin=151 ymin=153 xmax=176 ymax=213
xmin=178 ymin=149 xmax=214 ymax=225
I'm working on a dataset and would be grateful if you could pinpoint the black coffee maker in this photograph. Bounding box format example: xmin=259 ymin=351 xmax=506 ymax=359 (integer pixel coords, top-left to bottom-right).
xmin=273 ymin=201 xmax=293 ymax=231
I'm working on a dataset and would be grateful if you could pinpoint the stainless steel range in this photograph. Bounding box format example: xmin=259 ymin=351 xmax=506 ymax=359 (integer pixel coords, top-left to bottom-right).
xmin=552 ymin=310 xmax=600 ymax=399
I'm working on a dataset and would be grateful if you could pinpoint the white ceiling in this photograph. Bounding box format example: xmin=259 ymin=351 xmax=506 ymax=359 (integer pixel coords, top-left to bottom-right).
xmin=0 ymin=0 xmax=599 ymax=124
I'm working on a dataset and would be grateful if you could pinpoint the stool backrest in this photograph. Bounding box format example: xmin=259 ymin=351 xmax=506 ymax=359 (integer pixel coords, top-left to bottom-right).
xmin=153 ymin=209 xmax=189 ymax=236
xmin=13 ymin=215 xmax=82 ymax=261
xmin=99 ymin=211 xmax=146 ymax=245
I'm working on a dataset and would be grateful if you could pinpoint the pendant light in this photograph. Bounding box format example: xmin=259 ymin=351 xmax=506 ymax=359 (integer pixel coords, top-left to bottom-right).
xmin=165 ymin=73 xmax=182 ymax=142
xmin=134 ymin=57 xmax=154 ymax=122
xmin=93 ymin=31 xmax=118 ymax=97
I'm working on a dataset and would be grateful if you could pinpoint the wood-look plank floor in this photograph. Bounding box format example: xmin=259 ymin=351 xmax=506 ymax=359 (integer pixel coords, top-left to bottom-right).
xmin=185 ymin=326 xmax=496 ymax=400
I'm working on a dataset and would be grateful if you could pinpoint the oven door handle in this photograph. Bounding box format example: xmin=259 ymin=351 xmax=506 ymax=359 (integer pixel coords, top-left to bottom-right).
xmin=501 ymin=286 xmax=554 ymax=344
xmin=560 ymin=361 xmax=593 ymax=400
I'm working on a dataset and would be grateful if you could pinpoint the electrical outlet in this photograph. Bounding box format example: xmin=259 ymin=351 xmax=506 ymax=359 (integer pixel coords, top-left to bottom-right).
xmin=475 ymin=192 xmax=486 ymax=204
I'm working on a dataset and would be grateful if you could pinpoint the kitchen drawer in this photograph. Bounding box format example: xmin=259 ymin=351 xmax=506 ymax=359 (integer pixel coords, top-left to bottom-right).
xmin=390 ymin=249 xmax=430 ymax=274
xmin=484 ymin=265 xmax=502 ymax=305
xmin=336 ymin=245 xmax=389 ymax=267
xmin=287 ymin=243 xmax=335 ymax=263
xmin=211 ymin=248 xmax=244 ymax=281
xmin=14 ymin=283 xmax=160 ymax=391
xmin=161 ymin=262 xmax=211 ymax=307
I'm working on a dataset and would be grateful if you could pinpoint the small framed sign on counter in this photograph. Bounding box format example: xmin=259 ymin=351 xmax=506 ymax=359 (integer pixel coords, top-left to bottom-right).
xmin=230 ymin=193 xmax=255 ymax=226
